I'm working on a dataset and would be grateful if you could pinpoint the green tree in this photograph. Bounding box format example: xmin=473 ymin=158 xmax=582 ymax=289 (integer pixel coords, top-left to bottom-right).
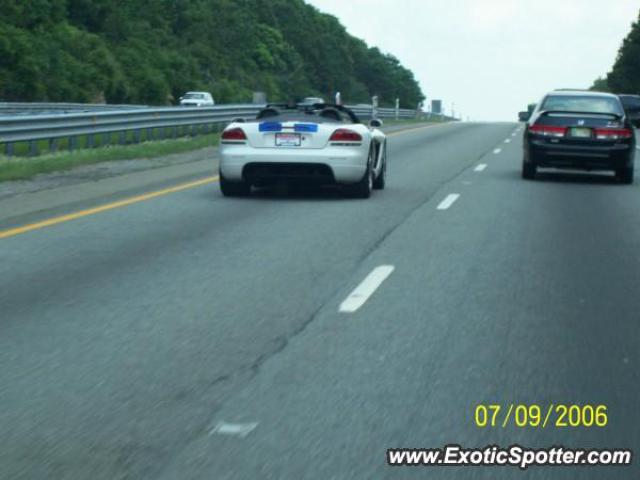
xmin=0 ymin=0 xmax=425 ymax=106
xmin=593 ymin=11 xmax=640 ymax=94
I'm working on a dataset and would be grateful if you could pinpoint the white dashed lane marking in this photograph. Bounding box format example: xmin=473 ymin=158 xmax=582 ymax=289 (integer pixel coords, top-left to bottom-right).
xmin=339 ymin=265 xmax=395 ymax=313
xmin=210 ymin=422 xmax=259 ymax=438
xmin=474 ymin=164 xmax=487 ymax=172
xmin=437 ymin=193 xmax=460 ymax=210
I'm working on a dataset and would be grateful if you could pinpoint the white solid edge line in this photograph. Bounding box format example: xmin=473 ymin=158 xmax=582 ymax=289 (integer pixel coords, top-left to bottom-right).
xmin=339 ymin=265 xmax=395 ymax=313
xmin=474 ymin=164 xmax=487 ymax=172
xmin=437 ymin=193 xmax=460 ymax=210
xmin=493 ymin=148 xmax=502 ymax=154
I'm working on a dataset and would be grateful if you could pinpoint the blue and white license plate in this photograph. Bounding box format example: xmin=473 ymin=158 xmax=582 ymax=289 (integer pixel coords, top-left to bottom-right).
xmin=275 ymin=133 xmax=301 ymax=147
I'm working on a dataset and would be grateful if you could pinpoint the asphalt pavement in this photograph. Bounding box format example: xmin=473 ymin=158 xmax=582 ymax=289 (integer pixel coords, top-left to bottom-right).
xmin=1 ymin=122 xmax=638 ymax=479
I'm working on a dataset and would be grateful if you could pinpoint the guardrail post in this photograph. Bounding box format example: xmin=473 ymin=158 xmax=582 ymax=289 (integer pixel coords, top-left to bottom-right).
xmin=49 ymin=138 xmax=58 ymax=153
xmin=147 ymin=128 xmax=154 ymax=141
xmin=87 ymin=134 xmax=95 ymax=148
xmin=190 ymin=125 xmax=197 ymax=137
xmin=159 ymin=127 xmax=165 ymax=140
xmin=171 ymin=126 xmax=177 ymax=138
xmin=69 ymin=136 xmax=77 ymax=151
xmin=28 ymin=141 xmax=38 ymax=156
xmin=5 ymin=143 xmax=13 ymax=157
xmin=118 ymin=131 xmax=126 ymax=145
xmin=133 ymin=130 xmax=141 ymax=144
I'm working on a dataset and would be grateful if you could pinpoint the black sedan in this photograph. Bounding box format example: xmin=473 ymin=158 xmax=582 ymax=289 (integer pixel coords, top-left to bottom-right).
xmin=519 ymin=91 xmax=636 ymax=183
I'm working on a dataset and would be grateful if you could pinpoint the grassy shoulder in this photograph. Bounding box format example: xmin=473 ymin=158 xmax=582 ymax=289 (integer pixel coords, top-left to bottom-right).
xmin=0 ymin=134 xmax=220 ymax=182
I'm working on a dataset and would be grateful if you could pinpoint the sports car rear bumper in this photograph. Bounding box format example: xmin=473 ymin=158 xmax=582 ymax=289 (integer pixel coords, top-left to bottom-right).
xmin=220 ymin=145 xmax=368 ymax=184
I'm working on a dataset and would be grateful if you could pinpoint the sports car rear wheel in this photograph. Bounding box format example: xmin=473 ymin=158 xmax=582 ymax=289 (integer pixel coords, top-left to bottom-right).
xmin=220 ymin=173 xmax=251 ymax=197
xmin=345 ymin=149 xmax=374 ymax=198
xmin=373 ymin=143 xmax=387 ymax=190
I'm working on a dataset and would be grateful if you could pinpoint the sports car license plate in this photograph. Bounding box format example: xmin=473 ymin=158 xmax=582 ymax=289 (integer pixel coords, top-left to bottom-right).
xmin=275 ymin=133 xmax=301 ymax=147
xmin=570 ymin=127 xmax=592 ymax=138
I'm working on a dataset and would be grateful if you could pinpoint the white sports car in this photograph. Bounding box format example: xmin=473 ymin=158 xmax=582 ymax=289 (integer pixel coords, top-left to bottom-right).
xmin=218 ymin=103 xmax=387 ymax=198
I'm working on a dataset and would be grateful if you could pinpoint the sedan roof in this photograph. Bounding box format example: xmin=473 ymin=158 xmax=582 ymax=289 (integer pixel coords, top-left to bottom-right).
xmin=549 ymin=90 xmax=619 ymax=99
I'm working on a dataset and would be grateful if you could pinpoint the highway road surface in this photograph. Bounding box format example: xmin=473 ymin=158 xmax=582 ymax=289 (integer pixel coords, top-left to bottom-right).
xmin=1 ymin=122 xmax=638 ymax=479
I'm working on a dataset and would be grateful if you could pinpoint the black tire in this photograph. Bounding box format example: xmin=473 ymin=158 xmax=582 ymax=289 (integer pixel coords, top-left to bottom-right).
xmin=522 ymin=157 xmax=537 ymax=180
xmin=373 ymin=142 xmax=387 ymax=190
xmin=345 ymin=151 xmax=374 ymax=198
xmin=616 ymin=166 xmax=634 ymax=184
xmin=220 ymin=173 xmax=251 ymax=196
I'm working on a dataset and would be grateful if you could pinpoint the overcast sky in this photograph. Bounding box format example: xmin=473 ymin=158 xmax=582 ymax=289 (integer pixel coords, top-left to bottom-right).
xmin=306 ymin=0 xmax=639 ymax=121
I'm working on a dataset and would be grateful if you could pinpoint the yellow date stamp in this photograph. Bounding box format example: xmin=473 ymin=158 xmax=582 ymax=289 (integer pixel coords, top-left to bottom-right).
xmin=474 ymin=404 xmax=608 ymax=428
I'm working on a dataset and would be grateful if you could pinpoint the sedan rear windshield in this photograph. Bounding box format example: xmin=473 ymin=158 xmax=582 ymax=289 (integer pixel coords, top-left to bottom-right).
xmin=541 ymin=95 xmax=623 ymax=115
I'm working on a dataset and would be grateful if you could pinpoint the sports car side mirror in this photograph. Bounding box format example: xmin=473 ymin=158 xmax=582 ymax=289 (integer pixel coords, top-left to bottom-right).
xmin=231 ymin=117 xmax=246 ymax=123
xmin=518 ymin=111 xmax=530 ymax=122
xmin=369 ymin=119 xmax=383 ymax=128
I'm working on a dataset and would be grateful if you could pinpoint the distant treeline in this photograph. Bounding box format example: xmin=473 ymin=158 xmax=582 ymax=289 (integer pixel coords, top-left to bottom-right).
xmin=592 ymin=11 xmax=640 ymax=93
xmin=0 ymin=0 xmax=425 ymax=108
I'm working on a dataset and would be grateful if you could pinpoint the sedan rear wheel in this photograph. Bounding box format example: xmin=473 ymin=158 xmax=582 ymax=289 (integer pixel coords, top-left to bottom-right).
xmin=522 ymin=157 xmax=537 ymax=180
xmin=616 ymin=165 xmax=634 ymax=185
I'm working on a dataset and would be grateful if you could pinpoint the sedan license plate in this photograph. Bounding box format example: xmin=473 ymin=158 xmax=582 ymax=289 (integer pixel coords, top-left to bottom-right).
xmin=275 ymin=133 xmax=301 ymax=147
xmin=570 ymin=127 xmax=592 ymax=138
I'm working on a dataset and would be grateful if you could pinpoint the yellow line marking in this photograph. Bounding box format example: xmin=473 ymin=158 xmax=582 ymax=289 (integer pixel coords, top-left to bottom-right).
xmin=0 ymin=122 xmax=453 ymax=239
xmin=0 ymin=176 xmax=218 ymax=239
xmin=387 ymin=122 xmax=449 ymax=137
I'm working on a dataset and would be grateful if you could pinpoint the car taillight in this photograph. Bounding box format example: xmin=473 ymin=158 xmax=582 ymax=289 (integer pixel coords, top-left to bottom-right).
xmin=593 ymin=128 xmax=633 ymax=140
xmin=329 ymin=129 xmax=362 ymax=142
xmin=221 ymin=128 xmax=247 ymax=141
xmin=528 ymin=125 xmax=567 ymax=138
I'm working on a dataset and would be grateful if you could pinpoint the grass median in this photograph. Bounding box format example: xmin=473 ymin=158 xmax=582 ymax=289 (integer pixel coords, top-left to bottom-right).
xmin=0 ymin=133 xmax=220 ymax=182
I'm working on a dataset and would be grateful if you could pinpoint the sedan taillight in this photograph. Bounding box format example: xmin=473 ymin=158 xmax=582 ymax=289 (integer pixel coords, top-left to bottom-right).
xmin=528 ymin=125 xmax=567 ymax=138
xmin=221 ymin=128 xmax=247 ymax=141
xmin=329 ymin=129 xmax=362 ymax=142
xmin=593 ymin=128 xmax=633 ymax=140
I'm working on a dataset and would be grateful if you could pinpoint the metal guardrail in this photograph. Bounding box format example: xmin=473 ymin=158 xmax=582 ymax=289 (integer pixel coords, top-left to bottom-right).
xmin=0 ymin=103 xmax=425 ymax=156
xmin=0 ymin=102 xmax=149 ymax=115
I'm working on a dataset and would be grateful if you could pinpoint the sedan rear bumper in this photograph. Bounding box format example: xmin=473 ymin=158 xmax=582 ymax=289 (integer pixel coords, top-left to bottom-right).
xmin=529 ymin=140 xmax=634 ymax=170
